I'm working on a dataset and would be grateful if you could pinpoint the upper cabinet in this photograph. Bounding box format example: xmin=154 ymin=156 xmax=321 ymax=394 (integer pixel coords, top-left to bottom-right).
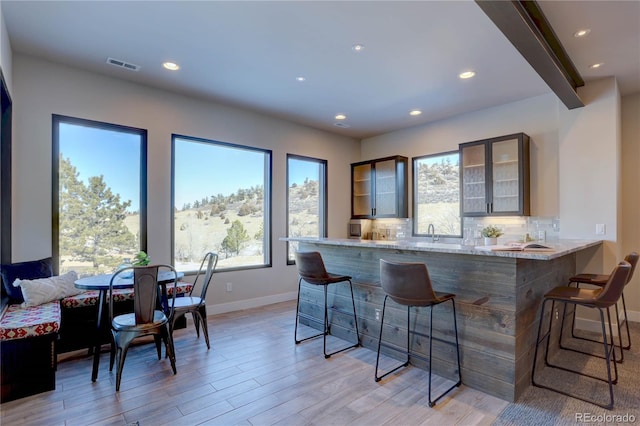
xmin=352 ymin=155 xmax=408 ymax=218
xmin=460 ymin=133 xmax=530 ymax=216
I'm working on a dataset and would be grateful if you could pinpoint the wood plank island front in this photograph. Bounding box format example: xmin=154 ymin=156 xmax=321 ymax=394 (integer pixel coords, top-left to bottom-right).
xmin=285 ymin=237 xmax=601 ymax=402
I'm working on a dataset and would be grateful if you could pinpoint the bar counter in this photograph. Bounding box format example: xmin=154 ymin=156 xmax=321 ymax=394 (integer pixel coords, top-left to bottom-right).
xmin=285 ymin=237 xmax=601 ymax=402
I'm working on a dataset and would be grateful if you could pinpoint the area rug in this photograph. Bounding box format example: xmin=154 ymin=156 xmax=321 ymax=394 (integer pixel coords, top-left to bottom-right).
xmin=493 ymin=322 xmax=640 ymax=425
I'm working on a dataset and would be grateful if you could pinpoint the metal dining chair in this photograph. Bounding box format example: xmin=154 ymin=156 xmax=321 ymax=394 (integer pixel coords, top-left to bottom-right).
xmin=108 ymin=264 xmax=178 ymax=391
xmin=375 ymin=259 xmax=462 ymax=407
xmin=169 ymin=252 xmax=218 ymax=350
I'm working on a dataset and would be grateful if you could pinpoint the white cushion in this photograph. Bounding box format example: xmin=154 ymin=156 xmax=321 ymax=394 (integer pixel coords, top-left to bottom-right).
xmin=13 ymin=271 xmax=81 ymax=307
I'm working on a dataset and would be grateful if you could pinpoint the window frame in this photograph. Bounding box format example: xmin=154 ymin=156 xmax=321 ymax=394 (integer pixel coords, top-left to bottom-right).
xmin=52 ymin=114 xmax=148 ymax=275
xmin=286 ymin=154 xmax=328 ymax=265
xmin=171 ymin=133 xmax=273 ymax=273
xmin=412 ymin=150 xmax=462 ymax=238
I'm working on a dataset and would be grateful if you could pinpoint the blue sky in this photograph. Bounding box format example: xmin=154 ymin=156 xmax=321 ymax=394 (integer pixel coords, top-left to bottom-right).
xmin=60 ymin=124 xmax=316 ymax=212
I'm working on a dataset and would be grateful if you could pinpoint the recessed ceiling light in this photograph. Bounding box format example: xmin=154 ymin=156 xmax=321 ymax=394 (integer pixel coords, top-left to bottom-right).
xmin=459 ymin=71 xmax=475 ymax=79
xmin=163 ymin=62 xmax=180 ymax=71
xmin=335 ymin=114 xmax=347 ymax=120
xmin=352 ymin=44 xmax=365 ymax=52
xmin=574 ymin=29 xmax=591 ymax=38
xmin=409 ymin=110 xmax=422 ymax=116
xmin=296 ymin=76 xmax=306 ymax=82
xmin=589 ymin=62 xmax=604 ymax=69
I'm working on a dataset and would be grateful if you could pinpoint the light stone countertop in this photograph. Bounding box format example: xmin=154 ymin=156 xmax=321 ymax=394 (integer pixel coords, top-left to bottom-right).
xmin=283 ymin=237 xmax=602 ymax=260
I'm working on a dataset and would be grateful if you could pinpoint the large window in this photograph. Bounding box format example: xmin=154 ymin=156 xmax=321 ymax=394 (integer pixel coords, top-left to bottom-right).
xmin=53 ymin=115 xmax=147 ymax=276
xmin=172 ymin=135 xmax=271 ymax=272
xmin=286 ymin=154 xmax=327 ymax=264
xmin=413 ymin=151 xmax=461 ymax=237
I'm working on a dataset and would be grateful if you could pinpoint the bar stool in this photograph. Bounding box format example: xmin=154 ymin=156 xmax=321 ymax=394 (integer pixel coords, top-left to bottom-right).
xmin=375 ymin=259 xmax=461 ymax=407
xmin=532 ymin=261 xmax=631 ymax=409
xmin=562 ymin=252 xmax=638 ymax=362
xmin=294 ymin=251 xmax=360 ymax=358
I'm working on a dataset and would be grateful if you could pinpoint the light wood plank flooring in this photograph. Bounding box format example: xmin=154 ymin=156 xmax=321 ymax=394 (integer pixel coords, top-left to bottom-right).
xmin=0 ymin=301 xmax=508 ymax=425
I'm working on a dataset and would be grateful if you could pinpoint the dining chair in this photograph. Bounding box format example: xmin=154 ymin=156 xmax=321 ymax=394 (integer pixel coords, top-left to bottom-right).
xmin=375 ymin=259 xmax=461 ymax=407
xmin=108 ymin=264 xmax=178 ymax=391
xmin=169 ymin=252 xmax=218 ymax=349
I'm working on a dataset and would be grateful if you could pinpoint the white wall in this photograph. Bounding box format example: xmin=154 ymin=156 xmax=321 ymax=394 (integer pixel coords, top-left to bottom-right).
xmin=362 ymin=93 xmax=561 ymax=218
xmin=12 ymin=54 xmax=360 ymax=312
xmin=0 ymin=3 xmax=12 ymax=91
xmin=558 ymin=78 xmax=621 ymax=274
xmin=621 ymin=92 xmax=640 ymax=318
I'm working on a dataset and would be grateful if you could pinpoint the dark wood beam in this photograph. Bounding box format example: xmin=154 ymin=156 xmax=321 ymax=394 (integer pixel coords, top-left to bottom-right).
xmin=476 ymin=0 xmax=584 ymax=109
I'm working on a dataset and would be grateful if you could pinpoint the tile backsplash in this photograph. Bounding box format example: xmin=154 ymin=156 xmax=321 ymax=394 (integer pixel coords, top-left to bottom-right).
xmin=361 ymin=216 xmax=559 ymax=244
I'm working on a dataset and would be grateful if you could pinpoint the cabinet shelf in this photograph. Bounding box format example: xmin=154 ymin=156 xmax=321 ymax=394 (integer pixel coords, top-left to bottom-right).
xmin=352 ymin=156 xmax=408 ymax=218
xmin=460 ymin=133 xmax=530 ymax=217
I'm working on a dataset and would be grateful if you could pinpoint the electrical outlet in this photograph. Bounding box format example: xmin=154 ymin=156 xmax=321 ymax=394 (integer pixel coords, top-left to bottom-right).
xmin=596 ymin=223 xmax=606 ymax=235
xmin=375 ymin=309 xmax=381 ymax=321
xmin=555 ymin=308 xmax=559 ymax=320
xmin=226 ymin=282 xmax=232 ymax=292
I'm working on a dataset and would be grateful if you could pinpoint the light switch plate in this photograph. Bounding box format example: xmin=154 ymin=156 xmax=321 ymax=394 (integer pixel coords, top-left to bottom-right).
xmin=596 ymin=224 xmax=606 ymax=235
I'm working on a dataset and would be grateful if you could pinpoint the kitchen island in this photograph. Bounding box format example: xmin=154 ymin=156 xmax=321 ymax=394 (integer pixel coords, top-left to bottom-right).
xmin=285 ymin=237 xmax=601 ymax=402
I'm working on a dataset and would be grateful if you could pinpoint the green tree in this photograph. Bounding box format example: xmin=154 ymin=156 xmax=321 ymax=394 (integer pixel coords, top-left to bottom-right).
xmin=221 ymin=219 xmax=249 ymax=258
xmin=59 ymin=156 xmax=136 ymax=269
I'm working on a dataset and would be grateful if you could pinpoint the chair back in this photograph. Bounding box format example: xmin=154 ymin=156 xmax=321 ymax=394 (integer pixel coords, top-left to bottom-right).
xmin=192 ymin=252 xmax=218 ymax=300
xmin=109 ymin=264 xmax=178 ymax=324
xmin=295 ymin=251 xmax=330 ymax=285
xmin=379 ymin=259 xmax=437 ymax=306
xmin=594 ymin=261 xmax=631 ymax=308
xmin=624 ymin=251 xmax=639 ymax=285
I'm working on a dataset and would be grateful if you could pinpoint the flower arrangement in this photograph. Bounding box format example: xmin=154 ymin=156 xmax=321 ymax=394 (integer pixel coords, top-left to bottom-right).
xmin=481 ymin=225 xmax=504 ymax=238
xmin=132 ymin=251 xmax=150 ymax=266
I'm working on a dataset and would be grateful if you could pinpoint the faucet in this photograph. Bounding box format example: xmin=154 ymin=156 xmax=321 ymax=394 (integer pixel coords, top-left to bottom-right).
xmin=427 ymin=223 xmax=439 ymax=243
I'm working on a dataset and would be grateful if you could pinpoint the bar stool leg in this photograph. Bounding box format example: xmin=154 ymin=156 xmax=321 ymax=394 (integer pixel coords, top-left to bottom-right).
xmin=620 ymin=293 xmax=631 ymax=350
xmin=374 ymin=296 xmax=409 ymax=382
xmin=294 ymin=278 xmax=324 ymax=344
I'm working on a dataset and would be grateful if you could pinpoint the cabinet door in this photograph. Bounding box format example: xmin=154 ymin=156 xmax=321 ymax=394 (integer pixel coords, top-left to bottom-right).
xmin=490 ymin=138 xmax=521 ymax=214
xmin=373 ymin=159 xmax=398 ymax=216
xmin=352 ymin=163 xmax=372 ymax=217
xmin=461 ymin=144 xmax=487 ymax=215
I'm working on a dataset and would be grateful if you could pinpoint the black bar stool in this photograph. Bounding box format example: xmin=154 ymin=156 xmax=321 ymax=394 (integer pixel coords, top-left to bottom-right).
xmin=532 ymin=261 xmax=631 ymax=409
xmin=375 ymin=259 xmax=461 ymax=407
xmin=294 ymin=251 xmax=360 ymax=358
xmin=561 ymin=251 xmax=638 ymax=363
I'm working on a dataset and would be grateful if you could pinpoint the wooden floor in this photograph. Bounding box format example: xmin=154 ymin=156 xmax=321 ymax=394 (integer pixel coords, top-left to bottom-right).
xmin=0 ymin=300 xmax=508 ymax=425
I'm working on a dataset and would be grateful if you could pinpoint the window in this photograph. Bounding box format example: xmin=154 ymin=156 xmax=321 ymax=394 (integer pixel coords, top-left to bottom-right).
xmin=286 ymin=154 xmax=327 ymax=264
xmin=413 ymin=151 xmax=461 ymax=237
xmin=52 ymin=115 xmax=147 ymax=276
xmin=172 ymin=135 xmax=271 ymax=272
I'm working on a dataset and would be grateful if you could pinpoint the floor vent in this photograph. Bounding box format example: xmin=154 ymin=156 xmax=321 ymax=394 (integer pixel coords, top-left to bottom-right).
xmin=106 ymin=57 xmax=141 ymax=72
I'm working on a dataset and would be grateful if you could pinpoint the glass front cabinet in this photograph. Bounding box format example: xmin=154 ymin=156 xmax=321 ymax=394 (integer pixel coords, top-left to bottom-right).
xmin=460 ymin=133 xmax=530 ymax=216
xmin=351 ymin=155 xmax=408 ymax=218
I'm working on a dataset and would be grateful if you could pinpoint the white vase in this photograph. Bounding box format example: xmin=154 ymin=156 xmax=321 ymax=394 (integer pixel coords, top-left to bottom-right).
xmin=484 ymin=237 xmax=498 ymax=246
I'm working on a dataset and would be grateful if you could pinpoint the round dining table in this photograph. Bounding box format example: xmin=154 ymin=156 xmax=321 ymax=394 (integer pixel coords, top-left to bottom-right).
xmin=75 ymin=270 xmax=184 ymax=382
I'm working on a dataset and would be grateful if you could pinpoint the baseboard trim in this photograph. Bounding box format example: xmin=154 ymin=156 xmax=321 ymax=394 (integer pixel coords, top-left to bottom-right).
xmin=575 ymin=308 xmax=639 ymax=336
xmin=206 ymin=291 xmax=298 ymax=315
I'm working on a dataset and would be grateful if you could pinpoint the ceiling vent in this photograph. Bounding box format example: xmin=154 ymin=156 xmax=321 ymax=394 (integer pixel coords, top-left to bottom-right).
xmin=106 ymin=57 xmax=141 ymax=72
xmin=333 ymin=122 xmax=351 ymax=128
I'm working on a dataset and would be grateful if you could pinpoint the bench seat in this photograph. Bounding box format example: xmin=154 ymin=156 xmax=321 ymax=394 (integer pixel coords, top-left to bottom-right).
xmin=60 ymin=282 xmax=194 ymax=308
xmin=0 ymin=301 xmax=61 ymax=402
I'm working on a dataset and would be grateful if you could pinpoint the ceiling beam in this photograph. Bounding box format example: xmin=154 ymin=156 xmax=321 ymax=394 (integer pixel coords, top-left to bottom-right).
xmin=476 ymin=0 xmax=584 ymax=109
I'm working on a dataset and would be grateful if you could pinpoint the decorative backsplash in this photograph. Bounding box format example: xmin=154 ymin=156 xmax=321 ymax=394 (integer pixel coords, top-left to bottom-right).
xmin=361 ymin=216 xmax=559 ymax=244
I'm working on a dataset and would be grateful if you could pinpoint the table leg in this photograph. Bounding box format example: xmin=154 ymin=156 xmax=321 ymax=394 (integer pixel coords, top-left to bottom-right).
xmin=91 ymin=289 xmax=106 ymax=382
